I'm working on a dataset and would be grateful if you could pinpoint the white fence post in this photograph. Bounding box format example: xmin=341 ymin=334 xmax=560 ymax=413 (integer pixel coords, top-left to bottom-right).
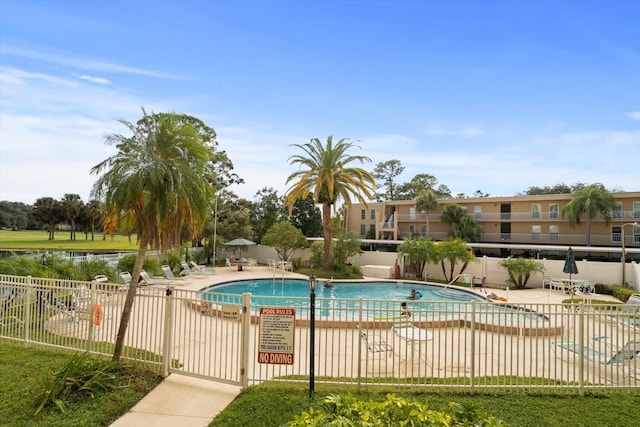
xmin=162 ymin=287 xmax=175 ymax=377
xmin=470 ymin=301 xmax=476 ymax=394
xmin=24 ymin=275 xmax=32 ymax=347
xmin=240 ymin=293 xmax=252 ymax=389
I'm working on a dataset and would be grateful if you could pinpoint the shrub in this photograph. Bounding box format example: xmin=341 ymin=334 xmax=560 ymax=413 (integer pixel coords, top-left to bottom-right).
xmin=162 ymin=251 xmax=183 ymax=273
xmin=117 ymin=254 xmax=162 ymax=276
xmin=594 ymin=283 xmax=612 ymax=295
xmin=286 ymin=393 xmax=505 ymax=426
xmin=309 ymin=241 xmax=323 ymax=269
xmin=34 ymin=352 xmax=122 ymax=416
xmin=611 ymin=285 xmax=636 ymax=302
xmin=498 ymin=257 xmax=545 ymax=289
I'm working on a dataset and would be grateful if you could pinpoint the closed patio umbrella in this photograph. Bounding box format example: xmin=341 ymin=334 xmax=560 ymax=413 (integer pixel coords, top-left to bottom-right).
xmin=563 ymin=247 xmax=579 ymax=301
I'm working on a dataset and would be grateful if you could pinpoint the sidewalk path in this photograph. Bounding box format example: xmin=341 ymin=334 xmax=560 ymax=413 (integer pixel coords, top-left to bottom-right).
xmin=110 ymin=374 xmax=241 ymax=427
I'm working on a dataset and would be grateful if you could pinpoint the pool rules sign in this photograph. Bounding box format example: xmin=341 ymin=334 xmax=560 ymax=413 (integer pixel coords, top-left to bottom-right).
xmin=258 ymin=307 xmax=295 ymax=365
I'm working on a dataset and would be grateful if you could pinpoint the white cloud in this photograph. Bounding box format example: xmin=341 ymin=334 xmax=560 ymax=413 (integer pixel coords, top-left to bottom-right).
xmin=2 ymin=44 xmax=183 ymax=80
xmin=73 ymin=74 xmax=111 ymax=85
xmin=627 ymin=111 xmax=640 ymax=121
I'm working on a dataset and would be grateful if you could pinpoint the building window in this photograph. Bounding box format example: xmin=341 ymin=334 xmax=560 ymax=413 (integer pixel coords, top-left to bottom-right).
xmin=634 ymin=225 xmax=640 ymax=243
xmin=531 ymin=204 xmax=541 ymax=219
xmin=409 ymin=225 xmax=416 ymax=237
xmin=369 ymin=224 xmax=376 ymax=236
xmin=633 ymin=201 xmax=640 ymax=219
xmin=532 ymin=225 xmax=541 ymax=241
xmin=549 ymin=204 xmax=559 ymax=219
xmin=360 ymin=224 xmax=366 ymax=236
xmin=370 ymin=209 xmax=375 ymax=220
xmin=612 ymin=226 xmax=622 ymax=243
xmin=360 ymin=209 xmax=366 ymax=220
xmin=421 ymin=225 xmax=427 ymax=237
xmin=549 ymin=225 xmax=559 ymax=241
xmin=409 ymin=207 xmax=416 ymax=219
xmin=474 ymin=205 xmax=482 ymax=220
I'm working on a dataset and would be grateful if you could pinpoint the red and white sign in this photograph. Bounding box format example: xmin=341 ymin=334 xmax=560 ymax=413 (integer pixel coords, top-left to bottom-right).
xmin=257 ymin=307 xmax=295 ymax=365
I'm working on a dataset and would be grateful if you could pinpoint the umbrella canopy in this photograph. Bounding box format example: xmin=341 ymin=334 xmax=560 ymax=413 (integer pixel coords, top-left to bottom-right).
xmin=563 ymin=247 xmax=579 ymax=301
xmin=225 ymin=238 xmax=256 ymax=247
xmin=563 ymin=247 xmax=579 ymax=276
xmin=224 ymin=238 xmax=256 ymax=256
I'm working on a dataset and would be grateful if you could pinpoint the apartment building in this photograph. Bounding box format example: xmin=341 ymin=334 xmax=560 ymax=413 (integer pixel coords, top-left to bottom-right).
xmin=345 ymin=191 xmax=640 ymax=259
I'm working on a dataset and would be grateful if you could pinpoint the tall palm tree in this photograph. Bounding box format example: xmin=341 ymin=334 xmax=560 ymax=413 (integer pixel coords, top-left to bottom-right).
xmin=285 ymin=136 xmax=375 ymax=270
xmin=86 ymin=199 xmax=105 ymax=241
xmin=91 ymin=110 xmax=217 ymax=361
xmin=33 ymin=197 xmax=62 ymax=240
xmin=561 ymin=183 xmax=617 ymax=247
xmin=415 ymin=188 xmax=438 ymax=237
xmin=61 ymin=193 xmax=83 ymax=240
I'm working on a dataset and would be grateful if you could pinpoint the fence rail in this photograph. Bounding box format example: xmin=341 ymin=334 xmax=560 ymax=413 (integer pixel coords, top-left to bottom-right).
xmin=1 ymin=274 xmax=639 ymax=394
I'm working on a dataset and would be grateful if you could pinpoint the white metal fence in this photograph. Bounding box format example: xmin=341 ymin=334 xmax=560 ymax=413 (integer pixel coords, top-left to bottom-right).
xmin=1 ymin=274 xmax=639 ymax=395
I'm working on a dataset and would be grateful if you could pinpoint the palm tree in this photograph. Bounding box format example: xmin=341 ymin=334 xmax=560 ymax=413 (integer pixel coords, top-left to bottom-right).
xmin=434 ymin=237 xmax=475 ymax=282
xmin=61 ymin=193 xmax=83 ymax=240
xmin=440 ymin=203 xmax=465 ymax=236
xmin=415 ymin=188 xmax=438 ymax=237
xmin=85 ymin=199 xmax=105 ymax=241
xmin=561 ymin=183 xmax=617 ymax=247
xmin=91 ymin=110 xmax=217 ymax=361
xmin=33 ymin=197 xmax=62 ymax=240
xmin=285 ymin=136 xmax=375 ymax=270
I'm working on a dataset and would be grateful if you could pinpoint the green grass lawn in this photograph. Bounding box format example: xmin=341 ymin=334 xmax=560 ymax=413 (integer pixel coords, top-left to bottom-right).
xmin=211 ymin=383 xmax=640 ymax=427
xmin=0 ymin=229 xmax=139 ymax=251
xmin=0 ymin=340 xmax=162 ymax=426
xmin=2 ymin=339 xmax=639 ymax=426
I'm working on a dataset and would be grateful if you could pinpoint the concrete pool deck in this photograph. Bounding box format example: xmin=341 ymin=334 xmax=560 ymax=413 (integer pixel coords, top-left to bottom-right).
xmin=110 ymin=267 xmax=622 ymax=426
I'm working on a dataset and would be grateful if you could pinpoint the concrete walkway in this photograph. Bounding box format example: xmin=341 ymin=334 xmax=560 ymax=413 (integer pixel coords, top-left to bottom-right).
xmin=110 ymin=374 xmax=241 ymax=427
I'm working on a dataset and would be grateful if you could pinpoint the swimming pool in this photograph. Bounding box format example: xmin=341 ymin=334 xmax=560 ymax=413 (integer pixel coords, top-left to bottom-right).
xmin=205 ymin=279 xmax=484 ymax=302
xmin=201 ymin=278 xmax=548 ymax=326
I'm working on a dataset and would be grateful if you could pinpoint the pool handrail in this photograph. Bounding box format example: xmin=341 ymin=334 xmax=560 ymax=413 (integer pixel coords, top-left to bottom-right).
xmin=441 ymin=274 xmax=464 ymax=290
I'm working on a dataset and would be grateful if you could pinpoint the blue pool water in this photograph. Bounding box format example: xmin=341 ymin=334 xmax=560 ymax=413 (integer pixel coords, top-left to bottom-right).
xmin=202 ymin=279 xmax=548 ymax=325
xmin=205 ymin=279 xmax=484 ymax=302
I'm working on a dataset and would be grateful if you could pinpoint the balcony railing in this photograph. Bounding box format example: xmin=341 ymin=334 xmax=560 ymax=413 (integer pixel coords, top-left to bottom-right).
xmin=390 ymin=231 xmax=640 ymax=247
xmin=394 ymin=211 xmax=640 ymax=223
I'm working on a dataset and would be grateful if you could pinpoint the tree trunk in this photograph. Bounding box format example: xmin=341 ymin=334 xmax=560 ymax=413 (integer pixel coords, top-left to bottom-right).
xmin=322 ymin=202 xmax=332 ymax=270
xmin=112 ymin=237 xmax=148 ymax=361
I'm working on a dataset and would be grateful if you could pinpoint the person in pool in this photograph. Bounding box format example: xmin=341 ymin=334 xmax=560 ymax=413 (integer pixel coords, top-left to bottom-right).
xmin=408 ymin=288 xmax=419 ymax=300
xmin=400 ymin=301 xmax=411 ymax=317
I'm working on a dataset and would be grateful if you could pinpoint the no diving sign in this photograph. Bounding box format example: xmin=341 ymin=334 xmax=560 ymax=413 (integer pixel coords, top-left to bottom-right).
xmin=257 ymin=307 xmax=295 ymax=365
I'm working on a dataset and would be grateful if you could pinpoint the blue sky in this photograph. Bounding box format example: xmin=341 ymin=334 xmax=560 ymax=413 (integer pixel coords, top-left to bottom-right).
xmin=1 ymin=0 xmax=639 ymax=205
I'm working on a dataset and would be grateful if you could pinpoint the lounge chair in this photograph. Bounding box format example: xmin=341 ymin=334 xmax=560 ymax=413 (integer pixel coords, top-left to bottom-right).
xmin=623 ymin=293 xmax=640 ymax=314
xmin=612 ymin=293 xmax=640 ymax=329
xmin=359 ymin=329 xmax=393 ymax=356
xmin=94 ymin=275 xmax=109 ymax=284
xmin=393 ymin=316 xmax=433 ymax=342
xmin=190 ymin=261 xmax=216 ymax=274
xmin=553 ymin=338 xmax=640 ymax=382
xmin=41 ymin=291 xmax=77 ymax=322
xmin=392 ymin=316 xmax=433 ymax=361
xmin=180 ymin=261 xmax=195 ymax=276
xmin=119 ymin=271 xmax=133 ymax=286
xmin=161 ymin=265 xmax=188 ymax=283
xmin=139 ymin=270 xmax=158 ymax=286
